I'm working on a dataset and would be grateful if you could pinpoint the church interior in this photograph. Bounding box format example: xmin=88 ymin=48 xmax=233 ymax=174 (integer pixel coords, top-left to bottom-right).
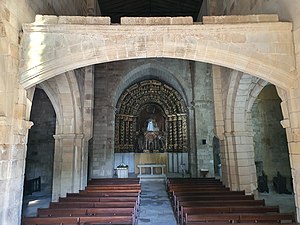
xmin=1 ymin=0 xmax=300 ymax=224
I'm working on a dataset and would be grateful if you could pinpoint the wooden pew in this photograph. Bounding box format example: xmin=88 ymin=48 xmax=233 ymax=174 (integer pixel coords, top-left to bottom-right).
xmin=173 ymin=195 xmax=254 ymax=211
xmin=38 ymin=208 xmax=87 ymax=217
xmin=169 ymin=186 xmax=230 ymax=193
xmin=88 ymin=178 xmax=140 ymax=184
xmin=38 ymin=207 xmax=135 ymax=217
xmin=176 ymin=199 xmax=265 ymax=220
xmin=80 ymin=189 xmax=140 ymax=193
xmin=23 ymin=215 xmax=134 ymax=225
xmin=78 ymin=215 xmax=134 ymax=225
xmin=24 ymin=178 xmax=141 ymax=225
xmin=58 ymin=196 xmax=140 ymax=209
xmin=167 ymin=178 xmax=220 ymax=182
xmin=167 ymin=184 xmax=225 ymax=192
xmin=67 ymin=192 xmax=140 ymax=197
xmin=22 ymin=217 xmax=79 ymax=225
xmin=239 ymin=213 xmax=295 ymax=223
xmin=185 ymin=212 xmax=295 ymax=224
xmin=49 ymin=201 xmax=137 ymax=209
xmin=170 ymin=190 xmax=245 ymax=201
xmin=179 ymin=205 xmax=280 ymax=225
xmin=85 ymin=183 xmax=141 ymax=190
xmin=59 ymin=196 xmax=138 ymax=202
xmin=170 ymin=190 xmax=246 ymax=206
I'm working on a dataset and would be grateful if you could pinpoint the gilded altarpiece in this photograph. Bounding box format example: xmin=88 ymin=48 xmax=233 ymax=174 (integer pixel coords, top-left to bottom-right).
xmin=115 ymin=80 xmax=188 ymax=153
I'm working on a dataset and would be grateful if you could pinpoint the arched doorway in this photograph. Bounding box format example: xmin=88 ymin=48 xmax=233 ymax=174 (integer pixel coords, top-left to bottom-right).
xmin=22 ymin=88 xmax=56 ymax=216
xmin=252 ymin=84 xmax=295 ymax=212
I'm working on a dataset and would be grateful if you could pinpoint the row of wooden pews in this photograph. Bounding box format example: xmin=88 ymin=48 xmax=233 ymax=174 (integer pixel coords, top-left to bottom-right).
xmin=167 ymin=177 xmax=296 ymax=225
xmin=22 ymin=178 xmax=141 ymax=225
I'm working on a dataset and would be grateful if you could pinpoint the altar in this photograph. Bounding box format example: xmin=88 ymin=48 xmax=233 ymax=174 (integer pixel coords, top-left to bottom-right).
xmin=137 ymin=164 xmax=166 ymax=178
xmin=134 ymin=153 xmax=168 ymax=174
xmin=114 ymin=152 xmax=188 ymax=176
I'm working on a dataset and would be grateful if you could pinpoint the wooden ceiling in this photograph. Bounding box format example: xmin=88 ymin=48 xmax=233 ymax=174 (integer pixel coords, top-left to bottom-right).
xmin=98 ymin=0 xmax=203 ymax=23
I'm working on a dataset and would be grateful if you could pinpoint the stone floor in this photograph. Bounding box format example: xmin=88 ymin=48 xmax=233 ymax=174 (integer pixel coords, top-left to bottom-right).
xmin=138 ymin=179 xmax=177 ymax=225
xmin=257 ymin=185 xmax=296 ymax=214
xmin=22 ymin=178 xmax=296 ymax=224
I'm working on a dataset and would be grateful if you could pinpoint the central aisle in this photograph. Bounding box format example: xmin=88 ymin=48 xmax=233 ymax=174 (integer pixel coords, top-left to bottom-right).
xmin=138 ymin=179 xmax=177 ymax=225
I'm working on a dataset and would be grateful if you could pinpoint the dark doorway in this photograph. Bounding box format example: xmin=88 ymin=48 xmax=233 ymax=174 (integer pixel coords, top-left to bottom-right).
xmin=22 ymin=88 xmax=56 ymax=216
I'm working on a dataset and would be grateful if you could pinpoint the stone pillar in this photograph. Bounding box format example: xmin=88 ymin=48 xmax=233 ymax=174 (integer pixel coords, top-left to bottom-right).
xmin=188 ymin=105 xmax=198 ymax=177
xmin=0 ymin=119 xmax=33 ymax=225
xmin=223 ymin=131 xmax=257 ymax=193
xmin=82 ymin=65 xmax=94 ymax=187
xmin=283 ymin=87 xmax=300 ymax=221
xmin=91 ymin=104 xmax=115 ymax=178
xmin=194 ymin=99 xmax=215 ymax=177
xmin=52 ymin=133 xmax=84 ymax=201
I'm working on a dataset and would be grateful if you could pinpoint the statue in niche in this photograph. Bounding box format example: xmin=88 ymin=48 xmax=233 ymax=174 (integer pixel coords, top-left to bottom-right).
xmin=147 ymin=119 xmax=154 ymax=132
xmin=143 ymin=118 xmax=165 ymax=152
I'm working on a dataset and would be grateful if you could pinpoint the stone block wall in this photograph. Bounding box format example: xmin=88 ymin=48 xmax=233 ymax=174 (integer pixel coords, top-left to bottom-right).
xmin=0 ymin=1 xmax=87 ymax=224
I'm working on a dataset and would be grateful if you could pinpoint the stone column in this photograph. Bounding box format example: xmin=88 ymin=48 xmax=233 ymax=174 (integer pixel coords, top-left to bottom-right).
xmin=283 ymin=88 xmax=300 ymax=221
xmin=91 ymin=104 xmax=115 ymax=178
xmin=82 ymin=65 xmax=94 ymax=187
xmin=0 ymin=119 xmax=33 ymax=225
xmin=223 ymin=131 xmax=257 ymax=193
xmin=194 ymin=100 xmax=215 ymax=177
xmin=52 ymin=133 xmax=84 ymax=201
xmin=188 ymin=105 xmax=198 ymax=177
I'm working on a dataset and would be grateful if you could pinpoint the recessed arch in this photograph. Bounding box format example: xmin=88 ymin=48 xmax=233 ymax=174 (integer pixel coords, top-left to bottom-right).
xmin=113 ymin=62 xmax=190 ymax=106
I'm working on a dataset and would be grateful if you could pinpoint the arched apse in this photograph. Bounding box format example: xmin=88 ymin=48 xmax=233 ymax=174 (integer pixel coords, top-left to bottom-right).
xmin=20 ymin=19 xmax=295 ymax=91
xmin=115 ymin=79 xmax=188 ymax=153
xmin=113 ymin=62 xmax=190 ymax=107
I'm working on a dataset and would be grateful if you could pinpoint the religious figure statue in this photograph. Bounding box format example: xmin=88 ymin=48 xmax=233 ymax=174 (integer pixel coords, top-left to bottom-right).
xmin=147 ymin=119 xmax=154 ymax=132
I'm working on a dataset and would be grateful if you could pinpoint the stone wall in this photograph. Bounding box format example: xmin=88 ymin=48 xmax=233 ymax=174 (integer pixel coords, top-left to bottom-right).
xmin=193 ymin=62 xmax=215 ymax=176
xmin=26 ymin=88 xmax=56 ymax=194
xmin=252 ymin=85 xmax=291 ymax=184
xmin=91 ymin=58 xmax=215 ymax=178
xmin=0 ymin=1 xmax=87 ymax=224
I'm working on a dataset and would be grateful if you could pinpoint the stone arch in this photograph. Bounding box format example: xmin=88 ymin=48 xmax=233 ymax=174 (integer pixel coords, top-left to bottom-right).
xmin=35 ymin=71 xmax=86 ymax=199
xmin=114 ymin=63 xmax=190 ymax=107
xmin=222 ymin=71 xmax=290 ymax=193
xmin=20 ymin=18 xmax=295 ymax=91
xmin=38 ymin=82 xmax=62 ymax=126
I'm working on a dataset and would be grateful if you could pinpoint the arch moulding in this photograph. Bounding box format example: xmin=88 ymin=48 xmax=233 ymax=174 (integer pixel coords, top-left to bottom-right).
xmin=20 ymin=15 xmax=296 ymax=90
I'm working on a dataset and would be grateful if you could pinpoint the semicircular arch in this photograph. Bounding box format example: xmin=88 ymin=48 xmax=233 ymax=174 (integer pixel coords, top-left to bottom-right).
xmin=20 ymin=22 xmax=295 ymax=91
xmin=114 ymin=63 xmax=190 ymax=107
